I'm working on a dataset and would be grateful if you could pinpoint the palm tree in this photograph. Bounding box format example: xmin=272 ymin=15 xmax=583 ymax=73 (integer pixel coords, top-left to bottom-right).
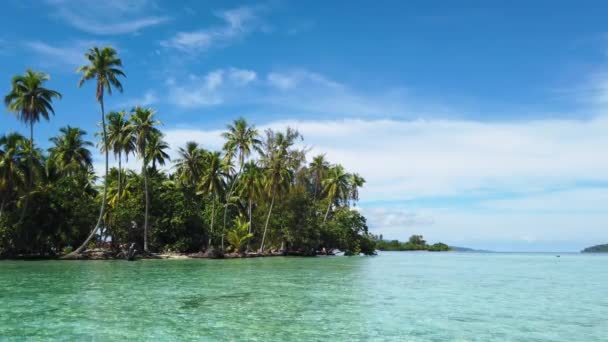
xmin=309 ymin=154 xmax=329 ymax=201
xmin=70 ymin=46 xmax=125 ymax=256
xmin=146 ymin=132 xmax=170 ymax=171
xmin=198 ymin=151 xmax=227 ymax=250
xmin=237 ymin=161 xmax=263 ymax=249
xmin=348 ymin=173 xmax=365 ymax=207
xmin=129 ymin=107 xmax=161 ymax=253
xmin=0 ymin=133 xmax=28 ymax=219
xmin=226 ymin=215 xmax=253 ymax=253
xmin=322 ymin=165 xmax=351 ymax=223
xmin=5 ymin=69 xmax=61 ymax=217
xmin=104 ymin=110 xmax=134 ymax=200
xmin=48 ymin=126 xmax=93 ymax=176
xmin=258 ymin=128 xmax=300 ymax=253
xmin=220 ymin=118 xmax=261 ymax=249
xmin=106 ymin=167 xmax=129 ymax=208
xmin=175 ymin=141 xmax=206 ymax=188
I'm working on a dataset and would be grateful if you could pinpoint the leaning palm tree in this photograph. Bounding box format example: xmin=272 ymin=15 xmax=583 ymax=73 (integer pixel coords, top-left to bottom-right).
xmin=70 ymin=46 xmax=125 ymax=256
xmin=48 ymin=126 xmax=93 ymax=176
xmin=5 ymin=69 xmax=61 ymax=215
xmin=322 ymin=165 xmax=351 ymax=223
xmin=220 ymin=118 xmax=261 ymax=248
xmin=258 ymin=128 xmax=300 ymax=253
xmin=198 ymin=151 xmax=227 ymax=250
xmin=129 ymin=107 xmax=161 ymax=253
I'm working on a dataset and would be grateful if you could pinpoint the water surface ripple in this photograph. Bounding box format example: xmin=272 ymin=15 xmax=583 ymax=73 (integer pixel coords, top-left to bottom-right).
xmin=0 ymin=252 xmax=606 ymax=341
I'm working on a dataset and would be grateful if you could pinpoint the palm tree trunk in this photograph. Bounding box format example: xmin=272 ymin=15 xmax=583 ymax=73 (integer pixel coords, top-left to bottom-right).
xmin=29 ymin=122 xmax=34 ymax=189
xmin=143 ymin=161 xmax=149 ymax=253
xmin=118 ymin=150 xmax=122 ymax=199
xmin=67 ymin=100 xmax=108 ymax=257
xmin=221 ymin=157 xmax=244 ymax=251
xmin=0 ymin=196 xmax=5 ymax=221
xmin=18 ymin=121 xmax=35 ymax=223
xmin=323 ymin=199 xmax=332 ymax=224
xmin=246 ymin=197 xmax=252 ymax=251
xmin=207 ymin=196 xmax=215 ymax=249
xmin=259 ymin=192 xmax=275 ymax=253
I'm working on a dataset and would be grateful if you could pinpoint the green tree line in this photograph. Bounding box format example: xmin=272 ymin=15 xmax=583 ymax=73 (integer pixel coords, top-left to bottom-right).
xmin=1 ymin=46 xmax=376 ymax=258
xmin=375 ymin=235 xmax=450 ymax=252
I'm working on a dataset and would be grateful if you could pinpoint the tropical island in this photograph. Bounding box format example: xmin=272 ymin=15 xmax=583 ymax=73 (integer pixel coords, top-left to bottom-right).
xmin=581 ymin=244 xmax=608 ymax=253
xmin=0 ymin=46 xmax=377 ymax=259
xmin=376 ymin=234 xmax=451 ymax=252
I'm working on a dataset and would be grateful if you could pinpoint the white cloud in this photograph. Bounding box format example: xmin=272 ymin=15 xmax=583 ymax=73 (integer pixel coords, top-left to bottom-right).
xmin=159 ymin=116 xmax=608 ymax=202
xmin=47 ymin=0 xmax=168 ymax=35
xmin=228 ymin=68 xmax=257 ymax=85
xmin=160 ymin=6 xmax=259 ymax=53
xmin=481 ymin=188 xmax=608 ymax=212
xmin=165 ymin=68 xmax=439 ymax=123
xmin=361 ymin=207 xmax=435 ymax=229
xmin=25 ymin=40 xmax=109 ymax=68
xmin=154 ymin=116 xmax=608 ymax=250
xmin=267 ymin=70 xmax=342 ymax=91
xmin=167 ymin=68 xmax=257 ymax=107
xmin=116 ymin=90 xmax=158 ymax=109
xmin=267 ymin=72 xmax=297 ymax=90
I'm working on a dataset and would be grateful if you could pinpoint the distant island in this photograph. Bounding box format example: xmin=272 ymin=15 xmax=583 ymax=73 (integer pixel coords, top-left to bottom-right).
xmin=449 ymin=246 xmax=492 ymax=253
xmin=581 ymin=244 xmax=608 ymax=253
xmin=375 ymin=235 xmax=451 ymax=252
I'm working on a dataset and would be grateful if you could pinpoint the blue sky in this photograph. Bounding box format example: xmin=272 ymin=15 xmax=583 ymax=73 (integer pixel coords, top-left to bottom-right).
xmin=2 ymin=0 xmax=608 ymax=251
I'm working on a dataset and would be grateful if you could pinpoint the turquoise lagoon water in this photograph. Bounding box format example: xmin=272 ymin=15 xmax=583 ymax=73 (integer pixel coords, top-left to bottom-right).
xmin=0 ymin=252 xmax=606 ymax=341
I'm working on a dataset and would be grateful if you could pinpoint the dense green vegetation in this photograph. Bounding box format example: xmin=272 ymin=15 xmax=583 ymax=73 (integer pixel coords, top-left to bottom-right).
xmin=581 ymin=244 xmax=608 ymax=253
xmin=0 ymin=46 xmax=376 ymax=258
xmin=376 ymin=235 xmax=451 ymax=252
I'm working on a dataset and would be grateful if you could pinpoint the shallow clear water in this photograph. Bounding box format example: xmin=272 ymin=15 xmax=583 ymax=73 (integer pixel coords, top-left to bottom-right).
xmin=0 ymin=252 xmax=606 ymax=341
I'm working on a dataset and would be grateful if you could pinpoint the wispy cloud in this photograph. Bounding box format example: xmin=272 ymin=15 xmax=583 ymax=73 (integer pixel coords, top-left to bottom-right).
xmin=24 ymin=40 xmax=108 ymax=69
xmin=115 ymin=90 xmax=159 ymax=109
xmin=165 ymin=68 xmax=443 ymax=121
xmin=160 ymin=6 xmax=260 ymax=53
xmin=167 ymin=68 xmax=257 ymax=107
xmin=160 ymin=115 xmax=608 ymax=202
xmin=46 ymin=0 xmax=168 ymax=35
xmin=361 ymin=207 xmax=435 ymax=229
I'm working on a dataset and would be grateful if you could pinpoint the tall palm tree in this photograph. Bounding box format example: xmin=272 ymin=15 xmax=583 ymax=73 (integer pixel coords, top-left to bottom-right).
xmin=322 ymin=165 xmax=351 ymax=223
xmin=258 ymin=128 xmax=300 ymax=253
xmin=104 ymin=110 xmax=134 ymax=199
xmin=71 ymin=46 xmax=125 ymax=256
xmin=5 ymin=69 xmax=61 ymax=217
xmin=129 ymin=107 xmax=161 ymax=253
xmin=0 ymin=133 xmax=28 ymax=219
xmin=309 ymin=154 xmax=329 ymax=202
xmin=48 ymin=126 xmax=93 ymax=176
xmin=146 ymin=132 xmax=170 ymax=171
xmin=220 ymin=118 xmax=261 ymax=248
xmin=175 ymin=141 xmax=206 ymax=188
xmin=198 ymin=151 xmax=227 ymax=250
xmin=237 ymin=161 xmax=263 ymax=249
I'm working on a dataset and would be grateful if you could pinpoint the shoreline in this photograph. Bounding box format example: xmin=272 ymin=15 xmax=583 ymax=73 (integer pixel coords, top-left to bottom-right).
xmin=0 ymin=249 xmax=336 ymax=261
